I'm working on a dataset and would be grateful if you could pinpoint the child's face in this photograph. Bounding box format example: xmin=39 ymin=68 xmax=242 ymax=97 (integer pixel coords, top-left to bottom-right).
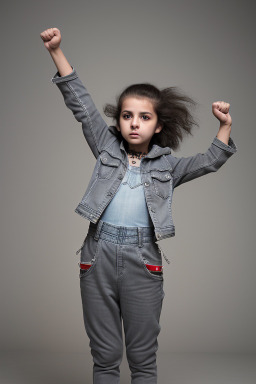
xmin=117 ymin=97 xmax=162 ymax=153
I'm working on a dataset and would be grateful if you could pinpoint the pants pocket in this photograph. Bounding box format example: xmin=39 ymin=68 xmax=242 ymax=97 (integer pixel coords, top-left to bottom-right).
xmin=136 ymin=242 xmax=164 ymax=281
xmin=77 ymin=235 xmax=100 ymax=278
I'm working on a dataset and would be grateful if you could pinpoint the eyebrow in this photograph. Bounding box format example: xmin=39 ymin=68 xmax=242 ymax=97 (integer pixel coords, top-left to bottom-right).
xmin=122 ymin=110 xmax=153 ymax=115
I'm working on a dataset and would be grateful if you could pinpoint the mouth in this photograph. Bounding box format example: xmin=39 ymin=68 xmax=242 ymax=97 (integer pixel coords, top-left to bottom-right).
xmin=130 ymin=133 xmax=139 ymax=136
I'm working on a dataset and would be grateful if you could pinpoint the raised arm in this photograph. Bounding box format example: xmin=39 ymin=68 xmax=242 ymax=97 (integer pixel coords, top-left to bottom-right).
xmin=169 ymin=101 xmax=237 ymax=188
xmin=40 ymin=27 xmax=115 ymax=158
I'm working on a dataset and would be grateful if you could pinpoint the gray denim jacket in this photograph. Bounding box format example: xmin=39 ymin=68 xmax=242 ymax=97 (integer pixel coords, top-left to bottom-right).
xmin=51 ymin=68 xmax=237 ymax=241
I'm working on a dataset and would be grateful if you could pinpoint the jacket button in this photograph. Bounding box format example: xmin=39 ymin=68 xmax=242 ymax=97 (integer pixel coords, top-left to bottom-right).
xmin=144 ymin=182 xmax=150 ymax=187
xmin=103 ymin=157 xmax=108 ymax=162
xmin=165 ymin=174 xmax=171 ymax=179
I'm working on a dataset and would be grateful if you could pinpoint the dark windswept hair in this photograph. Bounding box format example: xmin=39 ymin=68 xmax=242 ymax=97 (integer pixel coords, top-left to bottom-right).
xmin=103 ymin=83 xmax=199 ymax=150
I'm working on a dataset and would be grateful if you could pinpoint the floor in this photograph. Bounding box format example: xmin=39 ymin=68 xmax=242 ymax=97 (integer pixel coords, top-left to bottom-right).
xmin=1 ymin=351 xmax=256 ymax=383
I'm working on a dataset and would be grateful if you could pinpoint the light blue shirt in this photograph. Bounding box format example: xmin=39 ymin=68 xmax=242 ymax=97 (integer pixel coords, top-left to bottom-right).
xmin=100 ymin=164 xmax=153 ymax=227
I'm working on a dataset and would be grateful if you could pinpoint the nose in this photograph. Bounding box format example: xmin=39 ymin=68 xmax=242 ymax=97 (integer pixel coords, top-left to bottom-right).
xmin=131 ymin=116 xmax=139 ymax=129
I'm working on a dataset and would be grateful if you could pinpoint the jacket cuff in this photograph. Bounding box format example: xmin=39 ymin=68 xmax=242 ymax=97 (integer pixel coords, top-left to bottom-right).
xmin=212 ymin=136 xmax=237 ymax=154
xmin=51 ymin=66 xmax=78 ymax=84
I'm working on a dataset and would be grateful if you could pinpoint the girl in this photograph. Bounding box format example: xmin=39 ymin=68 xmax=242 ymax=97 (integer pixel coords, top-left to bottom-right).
xmin=40 ymin=27 xmax=237 ymax=384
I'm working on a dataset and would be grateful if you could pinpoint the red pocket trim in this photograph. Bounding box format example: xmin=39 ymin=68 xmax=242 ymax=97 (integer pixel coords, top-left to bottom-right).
xmin=145 ymin=264 xmax=162 ymax=272
xmin=80 ymin=263 xmax=92 ymax=270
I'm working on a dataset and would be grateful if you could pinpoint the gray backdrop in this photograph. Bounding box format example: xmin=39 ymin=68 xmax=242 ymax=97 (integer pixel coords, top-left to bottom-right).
xmin=1 ymin=0 xmax=255 ymax=355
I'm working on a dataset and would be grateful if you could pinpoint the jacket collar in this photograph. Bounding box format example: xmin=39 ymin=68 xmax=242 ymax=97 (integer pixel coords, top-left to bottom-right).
xmin=119 ymin=139 xmax=171 ymax=159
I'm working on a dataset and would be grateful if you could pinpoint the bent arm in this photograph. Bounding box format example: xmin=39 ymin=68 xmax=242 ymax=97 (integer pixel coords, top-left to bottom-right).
xmin=170 ymin=136 xmax=237 ymax=188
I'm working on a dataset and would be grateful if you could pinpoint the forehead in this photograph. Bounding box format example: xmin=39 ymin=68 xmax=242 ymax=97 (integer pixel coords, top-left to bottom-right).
xmin=121 ymin=97 xmax=156 ymax=113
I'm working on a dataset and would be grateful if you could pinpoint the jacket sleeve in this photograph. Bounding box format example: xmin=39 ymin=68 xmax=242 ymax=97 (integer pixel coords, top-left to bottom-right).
xmin=170 ymin=136 xmax=237 ymax=188
xmin=51 ymin=67 xmax=114 ymax=159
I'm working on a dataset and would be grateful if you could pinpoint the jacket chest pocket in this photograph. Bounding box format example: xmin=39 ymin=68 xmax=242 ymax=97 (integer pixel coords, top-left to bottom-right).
xmin=97 ymin=155 xmax=120 ymax=180
xmin=150 ymin=170 xmax=172 ymax=199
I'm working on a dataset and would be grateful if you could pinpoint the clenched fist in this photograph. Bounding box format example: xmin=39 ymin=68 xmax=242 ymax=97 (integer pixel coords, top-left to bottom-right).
xmin=212 ymin=101 xmax=232 ymax=127
xmin=40 ymin=27 xmax=61 ymax=51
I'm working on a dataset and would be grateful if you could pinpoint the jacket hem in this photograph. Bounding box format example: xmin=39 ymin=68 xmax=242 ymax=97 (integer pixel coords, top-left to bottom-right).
xmin=154 ymin=227 xmax=175 ymax=241
xmin=74 ymin=204 xmax=99 ymax=224
xmin=75 ymin=204 xmax=176 ymax=240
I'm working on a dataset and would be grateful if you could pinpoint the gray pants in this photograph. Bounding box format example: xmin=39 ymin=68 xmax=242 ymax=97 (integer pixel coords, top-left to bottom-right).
xmin=79 ymin=220 xmax=165 ymax=383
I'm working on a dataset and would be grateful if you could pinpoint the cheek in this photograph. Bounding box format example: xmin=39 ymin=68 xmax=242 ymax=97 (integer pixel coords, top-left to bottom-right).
xmin=119 ymin=120 xmax=127 ymax=132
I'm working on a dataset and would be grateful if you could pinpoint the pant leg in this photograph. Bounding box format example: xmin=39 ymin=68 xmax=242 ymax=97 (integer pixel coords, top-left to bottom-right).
xmin=118 ymin=241 xmax=165 ymax=384
xmin=80 ymin=235 xmax=123 ymax=384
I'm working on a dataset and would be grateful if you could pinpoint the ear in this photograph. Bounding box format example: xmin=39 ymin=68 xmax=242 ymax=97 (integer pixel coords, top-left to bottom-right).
xmin=155 ymin=123 xmax=163 ymax=134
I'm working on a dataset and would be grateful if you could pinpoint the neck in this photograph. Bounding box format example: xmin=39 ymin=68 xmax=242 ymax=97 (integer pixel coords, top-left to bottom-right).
xmin=127 ymin=148 xmax=148 ymax=159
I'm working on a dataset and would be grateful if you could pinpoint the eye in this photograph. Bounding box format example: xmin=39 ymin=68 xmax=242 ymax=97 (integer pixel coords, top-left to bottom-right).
xmin=141 ymin=115 xmax=150 ymax=120
xmin=122 ymin=113 xmax=131 ymax=119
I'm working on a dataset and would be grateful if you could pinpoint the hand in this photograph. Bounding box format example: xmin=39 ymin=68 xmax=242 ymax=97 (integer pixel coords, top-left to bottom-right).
xmin=40 ymin=27 xmax=61 ymax=51
xmin=212 ymin=101 xmax=232 ymax=127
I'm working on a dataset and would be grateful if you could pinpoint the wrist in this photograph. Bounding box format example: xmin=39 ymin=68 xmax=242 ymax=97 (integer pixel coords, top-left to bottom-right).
xmin=217 ymin=125 xmax=231 ymax=145
xmin=48 ymin=46 xmax=62 ymax=55
xmin=219 ymin=122 xmax=232 ymax=129
xmin=219 ymin=124 xmax=232 ymax=136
